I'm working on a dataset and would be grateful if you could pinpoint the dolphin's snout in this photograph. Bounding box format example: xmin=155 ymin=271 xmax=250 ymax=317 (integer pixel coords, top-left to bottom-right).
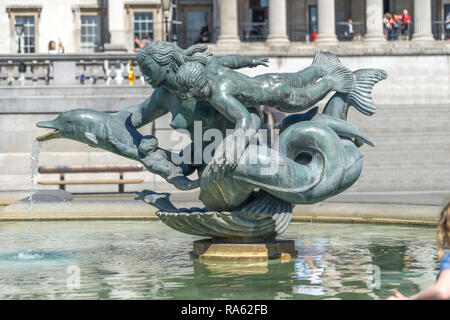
xmin=36 ymin=120 xmax=61 ymax=141
xmin=36 ymin=120 xmax=58 ymax=129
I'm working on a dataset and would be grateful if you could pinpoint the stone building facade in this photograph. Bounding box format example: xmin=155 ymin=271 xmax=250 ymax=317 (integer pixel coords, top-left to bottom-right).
xmin=0 ymin=0 xmax=450 ymax=53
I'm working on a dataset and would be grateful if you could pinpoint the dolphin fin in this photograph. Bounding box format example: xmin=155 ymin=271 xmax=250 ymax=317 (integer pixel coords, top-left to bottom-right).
xmin=348 ymin=69 xmax=387 ymax=116
xmin=312 ymin=51 xmax=353 ymax=93
xmin=312 ymin=113 xmax=375 ymax=147
xmin=84 ymin=132 xmax=98 ymax=145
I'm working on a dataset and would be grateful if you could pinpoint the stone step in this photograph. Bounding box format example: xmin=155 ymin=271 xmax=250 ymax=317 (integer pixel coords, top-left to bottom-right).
xmin=363 ymin=153 xmax=449 ymax=164
xmin=348 ymin=106 xmax=450 ymax=118
xmin=360 ymin=131 xmax=450 ymax=140
xmin=361 ymin=143 xmax=449 ymax=151
xmin=0 ymin=85 xmax=150 ymax=96
xmin=0 ymin=95 xmax=148 ymax=114
xmin=353 ymin=119 xmax=448 ymax=126
xmin=350 ymin=183 xmax=450 ymax=193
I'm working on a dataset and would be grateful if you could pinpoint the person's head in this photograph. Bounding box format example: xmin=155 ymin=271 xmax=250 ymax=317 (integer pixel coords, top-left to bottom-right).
xmin=48 ymin=40 xmax=56 ymax=51
xmin=403 ymin=9 xmax=408 ymax=16
xmin=136 ymin=41 xmax=209 ymax=89
xmin=438 ymin=203 xmax=450 ymax=260
xmin=176 ymin=62 xmax=210 ymax=100
xmin=134 ymin=35 xmax=140 ymax=41
xmin=348 ymin=18 xmax=352 ymax=23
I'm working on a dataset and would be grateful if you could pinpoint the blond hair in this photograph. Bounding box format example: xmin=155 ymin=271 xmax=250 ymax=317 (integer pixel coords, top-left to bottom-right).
xmin=437 ymin=203 xmax=450 ymax=260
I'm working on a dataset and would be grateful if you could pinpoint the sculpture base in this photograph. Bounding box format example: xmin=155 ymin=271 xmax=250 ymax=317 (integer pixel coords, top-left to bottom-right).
xmin=191 ymin=239 xmax=298 ymax=262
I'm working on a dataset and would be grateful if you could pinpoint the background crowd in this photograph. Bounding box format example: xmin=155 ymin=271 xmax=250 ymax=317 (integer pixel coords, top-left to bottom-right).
xmin=383 ymin=9 xmax=412 ymax=41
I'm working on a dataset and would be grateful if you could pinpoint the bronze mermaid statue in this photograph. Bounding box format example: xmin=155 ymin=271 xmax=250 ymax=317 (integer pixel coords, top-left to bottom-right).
xmin=36 ymin=41 xmax=387 ymax=241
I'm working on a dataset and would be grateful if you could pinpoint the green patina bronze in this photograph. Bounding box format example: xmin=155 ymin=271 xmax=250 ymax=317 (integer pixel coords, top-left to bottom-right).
xmin=36 ymin=41 xmax=387 ymax=242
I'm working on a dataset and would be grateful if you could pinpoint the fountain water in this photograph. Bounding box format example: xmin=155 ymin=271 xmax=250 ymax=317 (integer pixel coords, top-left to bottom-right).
xmin=18 ymin=140 xmax=41 ymax=260
xmin=28 ymin=140 xmax=41 ymax=217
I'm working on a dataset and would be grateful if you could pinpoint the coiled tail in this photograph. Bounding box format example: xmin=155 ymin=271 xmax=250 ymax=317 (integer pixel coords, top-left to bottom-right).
xmin=270 ymin=121 xmax=347 ymax=203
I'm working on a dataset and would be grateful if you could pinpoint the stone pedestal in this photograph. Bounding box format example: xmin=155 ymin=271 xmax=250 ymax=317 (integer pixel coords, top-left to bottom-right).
xmin=191 ymin=239 xmax=298 ymax=262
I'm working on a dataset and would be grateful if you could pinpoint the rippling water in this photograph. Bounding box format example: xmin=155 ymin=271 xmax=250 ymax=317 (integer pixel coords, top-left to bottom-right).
xmin=0 ymin=221 xmax=439 ymax=299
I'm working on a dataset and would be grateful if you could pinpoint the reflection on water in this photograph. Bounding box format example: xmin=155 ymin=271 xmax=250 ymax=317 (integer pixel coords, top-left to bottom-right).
xmin=0 ymin=221 xmax=440 ymax=299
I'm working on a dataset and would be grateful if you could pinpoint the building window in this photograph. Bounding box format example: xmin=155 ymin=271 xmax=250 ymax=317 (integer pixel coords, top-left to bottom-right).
xmin=241 ymin=0 xmax=268 ymax=41
xmin=16 ymin=16 xmax=35 ymax=53
xmin=134 ymin=12 xmax=154 ymax=44
xmin=81 ymin=15 xmax=100 ymax=52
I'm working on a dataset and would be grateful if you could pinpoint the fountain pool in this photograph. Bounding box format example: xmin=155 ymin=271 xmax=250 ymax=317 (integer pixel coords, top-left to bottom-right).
xmin=0 ymin=221 xmax=439 ymax=300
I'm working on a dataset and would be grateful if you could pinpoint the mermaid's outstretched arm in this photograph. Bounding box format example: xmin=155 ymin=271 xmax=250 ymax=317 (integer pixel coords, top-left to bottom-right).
xmin=214 ymin=55 xmax=269 ymax=69
xmin=117 ymin=87 xmax=170 ymax=128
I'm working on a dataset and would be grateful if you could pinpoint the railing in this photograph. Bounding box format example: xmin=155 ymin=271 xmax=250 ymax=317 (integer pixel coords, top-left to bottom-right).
xmin=383 ymin=21 xmax=413 ymax=41
xmin=239 ymin=22 xmax=268 ymax=42
xmin=432 ymin=21 xmax=450 ymax=40
xmin=0 ymin=53 xmax=146 ymax=86
xmin=336 ymin=21 xmax=365 ymax=41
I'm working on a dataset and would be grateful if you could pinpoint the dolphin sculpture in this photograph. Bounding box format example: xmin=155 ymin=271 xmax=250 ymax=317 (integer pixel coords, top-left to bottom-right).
xmin=36 ymin=109 xmax=199 ymax=190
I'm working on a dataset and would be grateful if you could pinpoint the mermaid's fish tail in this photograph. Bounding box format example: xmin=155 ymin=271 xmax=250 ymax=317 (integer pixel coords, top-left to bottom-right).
xmin=348 ymin=69 xmax=388 ymax=116
xmin=311 ymin=51 xmax=353 ymax=93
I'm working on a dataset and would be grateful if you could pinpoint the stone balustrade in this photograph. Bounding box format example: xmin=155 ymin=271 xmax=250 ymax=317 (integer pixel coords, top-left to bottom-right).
xmin=0 ymin=53 xmax=145 ymax=86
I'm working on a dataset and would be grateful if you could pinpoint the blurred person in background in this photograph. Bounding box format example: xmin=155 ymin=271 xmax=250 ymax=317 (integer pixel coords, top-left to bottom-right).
xmin=383 ymin=13 xmax=393 ymax=40
xmin=48 ymin=39 xmax=64 ymax=54
xmin=445 ymin=11 xmax=450 ymax=40
xmin=388 ymin=203 xmax=450 ymax=300
xmin=391 ymin=14 xmax=400 ymax=40
xmin=343 ymin=18 xmax=355 ymax=41
xmin=400 ymin=9 xmax=411 ymax=40
xmin=142 ymin=34 xmax=153 ymax=47
xmin=134 ymin=35 xmax=142 ymax=52
xmin=196 ymin=26 xmax=209 ymax=43
xmin=46 ymin=40 xmax=64 ymax=84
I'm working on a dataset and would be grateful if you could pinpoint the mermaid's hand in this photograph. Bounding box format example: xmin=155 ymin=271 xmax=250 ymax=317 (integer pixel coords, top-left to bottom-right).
xmin=251 ymin=57 xmax=270 ymax=68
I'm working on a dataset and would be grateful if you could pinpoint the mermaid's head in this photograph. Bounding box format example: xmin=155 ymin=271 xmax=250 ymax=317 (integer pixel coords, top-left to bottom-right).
xmin=137 ymin=41 xmax=210 ymax=88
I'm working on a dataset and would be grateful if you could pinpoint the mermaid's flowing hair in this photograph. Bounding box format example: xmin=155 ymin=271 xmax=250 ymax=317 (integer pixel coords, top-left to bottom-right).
xmin=437 ymin=202 xmax=450 ymax=260
xmin=137 ymin=41 xmax=209 ymax=73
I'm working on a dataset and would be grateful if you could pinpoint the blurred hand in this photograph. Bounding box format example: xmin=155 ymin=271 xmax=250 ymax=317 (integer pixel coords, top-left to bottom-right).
xmin=387 ymin=292 xmax=408 ymax=300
